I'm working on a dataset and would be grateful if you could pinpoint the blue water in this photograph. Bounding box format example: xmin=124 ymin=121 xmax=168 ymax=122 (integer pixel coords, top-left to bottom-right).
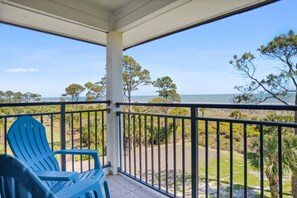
xmin=42 ymin=93 xmax=295 ymax=104
xmin=131 ymin=94 xmax=295 ymax=104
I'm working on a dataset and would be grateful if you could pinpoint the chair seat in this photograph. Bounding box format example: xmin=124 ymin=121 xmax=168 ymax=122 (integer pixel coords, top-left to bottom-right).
xmin=50 ymin=169 xmax=104 ymax=194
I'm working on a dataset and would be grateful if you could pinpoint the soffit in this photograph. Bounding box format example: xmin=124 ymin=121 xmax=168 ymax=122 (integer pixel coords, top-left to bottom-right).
xmin=0 ymin=0 xmax=277 ymax=49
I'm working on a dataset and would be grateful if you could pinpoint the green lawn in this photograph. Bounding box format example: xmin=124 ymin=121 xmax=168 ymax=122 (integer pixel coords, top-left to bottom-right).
xmin=198 ymin=149 xmax=292 ymax=197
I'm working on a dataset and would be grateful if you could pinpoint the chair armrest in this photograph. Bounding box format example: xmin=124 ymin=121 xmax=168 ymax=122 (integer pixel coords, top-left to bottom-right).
xmin=53 ymin=149 xmax=101 ymax=169
xmin=54 ymin=179 xmax=103 ymax=198
xmin=34 ymin=170 xmax=79 ymax=183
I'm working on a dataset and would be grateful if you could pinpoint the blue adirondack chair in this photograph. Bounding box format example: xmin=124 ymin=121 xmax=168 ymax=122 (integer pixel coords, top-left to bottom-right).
xmin=0 ymin=154 xmax=103 ymax=198
xmin=6 ymin=116 xmax=110 ymax=198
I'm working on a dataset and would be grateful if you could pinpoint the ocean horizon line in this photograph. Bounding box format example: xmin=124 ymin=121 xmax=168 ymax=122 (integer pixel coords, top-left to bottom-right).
xmin=42 ymin=93 xmax=295 ymax=104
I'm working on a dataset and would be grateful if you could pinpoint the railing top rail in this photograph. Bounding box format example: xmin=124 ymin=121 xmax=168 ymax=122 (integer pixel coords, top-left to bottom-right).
xmin=116 ymin=102 xmax=297 ymax=111
xmin=117 ymin=111 xmax=297 ymax=128
xmin=0 ymin=100 xmax=111 ymax=107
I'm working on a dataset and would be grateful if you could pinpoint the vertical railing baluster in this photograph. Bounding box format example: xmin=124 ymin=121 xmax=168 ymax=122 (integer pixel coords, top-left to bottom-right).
xmin=50 ymin=114 xmax=54 ymax=150
xmin=191 ymin=107 xmax=199 ymax=198
xmin=217 ymin=121 xmax=220 ymax=197
xmin=60 ymin=103 xmax=66 ymax=171
xmin=158 ymin=116 xmax=161 ymax=189
xmin=133 ymin=114 xmax=136 ymax=177
xmin=118 ymin=112 xmax=122 ymax=171
xmin=182 ymin=119 xmax=185 ymax=198
xmin=244 ymin=124 xmax=248 ymax=198
xmin=173 ymin=118 xmax=177 ymax=197
xmin=151 ymin=116 xmax=154 ymax=187
xmin=145 ymin=115 xmax=148 ymax=183
xmin=95 ymin=112 xmax=98 ymax=150
xmin=128 ymin=114 xmax=131 ymax=174
xmin=165 ymin=117 xmax=168 ymax=193
xmin=94 ymin=111 xmax=98 ymax=167
xmin=139 ymin=115 xmax=142 ymax=180
xmin=205 ymin=120 xmax=209 ymax=198
xmin=87 ymin=112 xmax=91 ymax=170
xmin=123 ymin=113 xmax=127 ymax=173
xmin=79 ymin=112 xmax=82 ymax=172
xmin=230 ymin=122 xmax=233 ymax=198
xmin=260 ymin=125 xmax=264 ymax=198
xmin=4 ymin=117 xmax=7 ymax=154
xmin=71 ymin=113 xmax=74 ymax=171
xmin=102 ymin=111 xmax=105 ymax=166
xmin=278 ymin=126 xmax=283 ymax=198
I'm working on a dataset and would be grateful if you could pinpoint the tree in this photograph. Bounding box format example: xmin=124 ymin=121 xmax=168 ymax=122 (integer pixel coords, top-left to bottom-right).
xmin=123 ymin=55 xmax=151 ymax=103
xmin=84 ymin=82 xmax=105 ymax=101
xmin=230 ymin=30 xmax=297 ymax=197
xmin=5 ymin=90 xmax=14 ymax=100
xmin=63 ymin=83 xmax=85 ymax=102
xmin=13 ymin=92 xmax=24 ymax=102
xmin=230 ymin=30 xmax=297 ymax=106
xmin=148 ymin=97 xmax=171 ymax=114
xmin=248 ymin=134 xmax=297 ymax=198
xmin=229 ymin=110 xmax=247 ymax=120
xmin=30 ymin=93 xmax=41 ymax=101
xmin=153 ymin=76 xmax=180 ymax=102
xmin=0 ymin=91 xmax=4 ymax=102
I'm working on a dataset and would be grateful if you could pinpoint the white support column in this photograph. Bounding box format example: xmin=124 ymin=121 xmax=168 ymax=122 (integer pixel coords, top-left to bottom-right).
xmin=106 ymin=31 xmax=123 ymax=175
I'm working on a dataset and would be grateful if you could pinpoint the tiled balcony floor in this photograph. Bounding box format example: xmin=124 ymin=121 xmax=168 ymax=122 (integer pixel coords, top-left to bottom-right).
xmin=107 ymin=174 xmax=168 ymax=198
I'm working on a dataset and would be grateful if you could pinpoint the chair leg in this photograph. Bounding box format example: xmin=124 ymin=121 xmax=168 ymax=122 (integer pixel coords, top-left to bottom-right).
xmin=103 ymin=181 xmax=110 ymax=198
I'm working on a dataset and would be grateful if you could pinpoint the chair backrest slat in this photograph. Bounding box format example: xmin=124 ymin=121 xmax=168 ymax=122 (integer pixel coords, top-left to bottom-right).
xmin=0 ymin=154 xmax=55 ymax=198
xmin=7 ymin=116 xmax=60 ymax=172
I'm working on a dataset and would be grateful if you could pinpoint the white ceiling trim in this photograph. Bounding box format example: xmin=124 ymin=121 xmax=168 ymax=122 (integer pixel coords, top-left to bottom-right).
xmin=0 ymin=0 xmax=276 ymax=49
xmin=0 ymin=1 xmax=106 ymax=45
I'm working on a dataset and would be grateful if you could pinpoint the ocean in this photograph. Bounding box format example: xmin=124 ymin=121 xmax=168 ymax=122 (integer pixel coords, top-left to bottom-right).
xmin=43 ymin=93 xmax=296 ymax=104
xmin=132 ymin=94 xmax=295 ymax=104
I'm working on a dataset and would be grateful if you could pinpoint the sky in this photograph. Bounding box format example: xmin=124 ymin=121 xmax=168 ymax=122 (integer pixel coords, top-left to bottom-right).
xmin=0 ymin=0 xmax=296 ymax=97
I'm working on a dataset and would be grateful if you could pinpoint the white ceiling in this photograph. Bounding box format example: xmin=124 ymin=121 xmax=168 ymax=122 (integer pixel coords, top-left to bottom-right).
xmin=0 ymin=0 xmax=277 ymax=49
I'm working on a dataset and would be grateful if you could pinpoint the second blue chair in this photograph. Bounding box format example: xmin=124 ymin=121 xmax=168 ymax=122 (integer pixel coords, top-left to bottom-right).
xmin=6 ymin=116 xmax=110 ymax=197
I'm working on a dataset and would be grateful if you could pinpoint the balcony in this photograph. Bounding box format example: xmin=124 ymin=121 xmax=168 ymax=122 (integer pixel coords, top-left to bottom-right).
xmin=0 ymin=101 xmax=295 ymax=197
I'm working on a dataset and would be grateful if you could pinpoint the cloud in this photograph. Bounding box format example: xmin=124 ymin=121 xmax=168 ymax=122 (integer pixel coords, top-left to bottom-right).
xmin=6 ymin=67 xmax=39 ymax=73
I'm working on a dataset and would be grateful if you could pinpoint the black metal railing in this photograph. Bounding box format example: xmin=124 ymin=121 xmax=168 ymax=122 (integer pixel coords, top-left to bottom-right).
xmin=116 ymin=102 xmax=297 ymax=198
xmin=0 ymin=101 xmax=110 ymax=172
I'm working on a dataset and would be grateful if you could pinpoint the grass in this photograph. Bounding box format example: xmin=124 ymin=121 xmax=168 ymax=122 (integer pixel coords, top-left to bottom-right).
xmin=198 ymin=149 xmax=292 ymax=197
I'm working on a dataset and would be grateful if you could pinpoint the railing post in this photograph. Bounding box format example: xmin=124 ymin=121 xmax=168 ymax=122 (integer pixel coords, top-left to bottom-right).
xmin=60 ymin=103 xmax=66 ymax=171
xmin=191 ymin=106 xmax=199 ymax=198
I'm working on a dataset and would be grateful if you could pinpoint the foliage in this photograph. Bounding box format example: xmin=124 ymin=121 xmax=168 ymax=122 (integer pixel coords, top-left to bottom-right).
xmin=147 ymin=123 xmax=175 ymax=145
xmin=260 ymin=113 xmax=295 ymax=135
xmin=63 ymin=83 xmax=85 ymax=102
xmin=153 ymin=76 xmax=180 ymax=102
xmin=123 ymin=55 xmax=151 ymax=102
xmin=247 ymin=134 xmax=297 ymax=198
xmin=148 ymin=97 xmax=171 ymax=114
xmin=229 ymin=30 xmax=297 ymax=104
xmin=0 ymin=90 xmax=41 ymax=103
xmin=229 ymin=110 xmax=247 ymax=119
xmin=84 ymin=81 xmax=105 ymax=101
xmin=81 ymin=119 xmax=104 ymax=146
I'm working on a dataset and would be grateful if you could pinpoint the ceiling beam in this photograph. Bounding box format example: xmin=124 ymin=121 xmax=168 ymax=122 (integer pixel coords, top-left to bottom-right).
xmin=123 ymin=0 xmax=277 ymax=49
xmin=3 ymin=0 xmax=111 ymax=31
xmin=115 ymin=0 xmax=180 ymax=32
xmin=0 ymin=1 xmax=107 ymax=46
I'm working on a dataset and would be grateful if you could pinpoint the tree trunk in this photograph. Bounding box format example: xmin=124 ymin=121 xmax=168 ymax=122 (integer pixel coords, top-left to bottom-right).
xmin=267 ymin=175 xmax=279 ymax=198
xmin=292 ymin=174 xmax=297 ymax=198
